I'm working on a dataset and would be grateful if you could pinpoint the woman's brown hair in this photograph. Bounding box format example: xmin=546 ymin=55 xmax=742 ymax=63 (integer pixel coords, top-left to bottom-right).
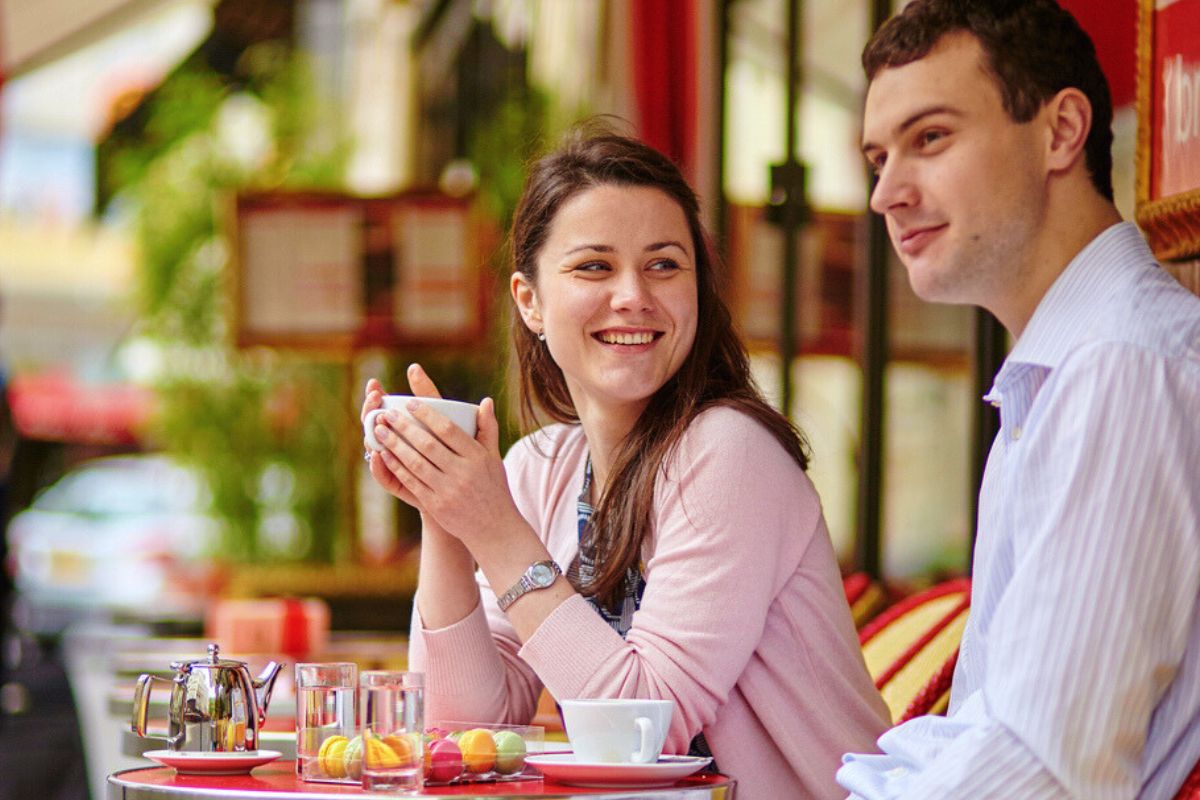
xmin=510 ymin=124 xmax=810 ymax=608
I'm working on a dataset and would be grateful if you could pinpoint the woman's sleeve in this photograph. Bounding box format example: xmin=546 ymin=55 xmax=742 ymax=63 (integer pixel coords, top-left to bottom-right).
xmin=518 ymin=407 xmax=818 ymax=752
xmin=406 ymin=436 xmax=547 ymax=727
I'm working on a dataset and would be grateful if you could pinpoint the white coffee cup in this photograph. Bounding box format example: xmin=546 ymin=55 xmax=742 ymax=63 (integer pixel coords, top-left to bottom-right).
xmin=560 ymin=698 xmax=674 ymax=764
xmin=363 ymin=395 xmax=479 ymax=451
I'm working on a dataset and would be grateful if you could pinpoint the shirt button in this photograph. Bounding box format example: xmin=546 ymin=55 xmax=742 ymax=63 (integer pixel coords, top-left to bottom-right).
xmin=885 ymin=767 xmax=909 ymax=779
xmin=1012 ymin=426 xmax=1022 ymax=440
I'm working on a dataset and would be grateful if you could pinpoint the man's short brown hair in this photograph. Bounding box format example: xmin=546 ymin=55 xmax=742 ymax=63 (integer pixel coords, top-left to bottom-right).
xmin=863 ymin=0 xmax=1114 ymax=202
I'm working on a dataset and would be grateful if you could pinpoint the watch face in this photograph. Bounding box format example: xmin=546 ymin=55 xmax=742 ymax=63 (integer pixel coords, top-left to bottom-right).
xmin=529 ymin=563 xmax=556 ymax=587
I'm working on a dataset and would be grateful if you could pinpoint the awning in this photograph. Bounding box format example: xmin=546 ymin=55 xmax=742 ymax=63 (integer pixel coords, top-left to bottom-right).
xmin=2 ymin=0 xmax=178 ymax=81
xmin=0 ymin=0 xmax=212 ymax=141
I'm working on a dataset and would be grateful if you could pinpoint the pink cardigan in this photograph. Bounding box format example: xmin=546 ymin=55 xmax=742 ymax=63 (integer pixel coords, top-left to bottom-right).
xmin=409 ymin=406 xmax=889 ymax=798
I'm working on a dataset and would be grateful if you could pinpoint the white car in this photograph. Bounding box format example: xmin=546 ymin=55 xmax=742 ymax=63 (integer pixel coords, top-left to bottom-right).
xmin=6 ymin=454 xmax=218 ymax=614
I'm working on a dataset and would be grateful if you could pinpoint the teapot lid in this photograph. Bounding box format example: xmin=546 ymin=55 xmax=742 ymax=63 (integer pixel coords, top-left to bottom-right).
xmin=171 ymin=643 xmax=247 ymax=672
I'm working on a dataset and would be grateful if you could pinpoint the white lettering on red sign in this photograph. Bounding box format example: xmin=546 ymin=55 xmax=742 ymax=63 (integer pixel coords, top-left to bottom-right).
xmin=1160 ymin=52 xmax=1200 ymax=197
xmin=1165 ymin=54 xmax=1200 ymax=143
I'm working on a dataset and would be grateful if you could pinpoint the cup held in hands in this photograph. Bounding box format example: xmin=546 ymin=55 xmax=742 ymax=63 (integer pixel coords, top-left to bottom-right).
xmin=363 ymin=395 xmax=479 ymax=452
xmin=560 ymin=699 xmax=674 ymax=764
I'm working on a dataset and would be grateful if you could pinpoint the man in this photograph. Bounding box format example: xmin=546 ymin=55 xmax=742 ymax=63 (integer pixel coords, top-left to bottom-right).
xmin=840 ymin=1 xmax=1200 ymax=798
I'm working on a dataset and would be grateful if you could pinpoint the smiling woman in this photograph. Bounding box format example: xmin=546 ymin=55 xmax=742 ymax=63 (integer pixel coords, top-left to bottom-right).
xmin=361 ymin=126 xmax=890 ymax=799
xmin=511 ymin=183 xmax=699 ymax=450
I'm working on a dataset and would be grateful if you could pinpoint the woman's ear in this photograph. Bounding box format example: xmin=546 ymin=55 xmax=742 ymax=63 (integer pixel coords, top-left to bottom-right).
xmin=511 ymin=272 xmax=542 ymax=331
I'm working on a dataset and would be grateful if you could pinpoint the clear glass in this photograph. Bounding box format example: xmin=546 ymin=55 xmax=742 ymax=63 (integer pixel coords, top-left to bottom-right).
xmin=295 ymin=662 xmax=357 ymax=782
xmin=359 ymin=671 xmax=424 ymax=793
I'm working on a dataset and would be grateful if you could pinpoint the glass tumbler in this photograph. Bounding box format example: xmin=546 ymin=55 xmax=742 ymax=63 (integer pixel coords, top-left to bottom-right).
xmin=359 ymin=671 xmax=425 ymax=792
xmin=295 ymin=662 xmax=357 ymax=782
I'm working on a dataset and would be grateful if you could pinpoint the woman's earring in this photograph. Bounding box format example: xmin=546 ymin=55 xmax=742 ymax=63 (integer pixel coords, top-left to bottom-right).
xmin=538 ymin=332 xmax=546 ymax=342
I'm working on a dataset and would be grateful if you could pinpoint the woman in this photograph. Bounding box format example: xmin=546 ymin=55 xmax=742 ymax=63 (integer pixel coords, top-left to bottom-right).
xmin=362 ymin=129 xmax=888 ymax=798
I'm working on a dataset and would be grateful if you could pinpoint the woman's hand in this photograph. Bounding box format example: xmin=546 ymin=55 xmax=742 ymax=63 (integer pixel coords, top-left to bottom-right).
xmin=363 ymin=377 xmax=419 ymax=509
xmin=366 ymin=365 xmax=563 ymax=636
xmin=367 ymin=364 xmax=518 ymax=547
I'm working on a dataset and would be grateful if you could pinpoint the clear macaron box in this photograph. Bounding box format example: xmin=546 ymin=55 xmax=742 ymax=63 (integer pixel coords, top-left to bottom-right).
xmin=302 ymin=721 xmax=545 ymax=786
xmin=418 ymin=722 xmax=546 ymax=786
xmin=296 ymin=662 xmax=545 ymax=787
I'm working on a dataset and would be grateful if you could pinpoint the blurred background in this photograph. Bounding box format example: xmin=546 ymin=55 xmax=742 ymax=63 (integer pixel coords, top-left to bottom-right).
xmin=0 ymin=0 xmax=1148 ymax=797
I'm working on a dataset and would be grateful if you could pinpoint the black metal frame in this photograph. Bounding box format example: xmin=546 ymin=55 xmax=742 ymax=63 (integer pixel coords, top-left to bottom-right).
xmin=856 ymin=0 xmax=893 ymax=580
xmin=776 ymin=0 xmax=806 ymax=417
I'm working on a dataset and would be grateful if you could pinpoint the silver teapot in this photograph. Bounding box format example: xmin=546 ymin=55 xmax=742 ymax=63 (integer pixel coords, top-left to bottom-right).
xmin=131 ymin=643 xmax=282 ymax=752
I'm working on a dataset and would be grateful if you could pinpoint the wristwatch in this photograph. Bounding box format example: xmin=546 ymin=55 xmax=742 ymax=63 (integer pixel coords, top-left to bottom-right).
xmin=496 ymin=560 xmax=562 ymax=612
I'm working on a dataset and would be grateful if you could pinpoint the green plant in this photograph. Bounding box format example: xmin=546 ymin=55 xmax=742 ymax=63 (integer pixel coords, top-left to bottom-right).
xmin=120 ymin=43 xmax=352 ymax=563
xmin=467 ymin=83 xmax=553 ymax=231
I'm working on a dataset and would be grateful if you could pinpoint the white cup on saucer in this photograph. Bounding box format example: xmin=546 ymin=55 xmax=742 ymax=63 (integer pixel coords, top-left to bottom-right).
xmin=363 ymin=395 xmax=479 ymax=451
xmin=560 ymin=699 xmax=674 ymax=764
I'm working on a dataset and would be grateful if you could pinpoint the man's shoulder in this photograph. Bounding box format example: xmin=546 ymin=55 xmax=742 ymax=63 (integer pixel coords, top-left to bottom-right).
xmin=1084 ymin=256 xmax=1200 ymax=364
xmin=1127 ymin=267 xmax=1200 ymax=356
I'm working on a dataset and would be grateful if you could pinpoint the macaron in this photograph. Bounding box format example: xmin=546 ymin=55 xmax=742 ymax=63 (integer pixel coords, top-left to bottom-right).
xmin=492 ymin=730 xmax=527 ymax=774
xmin=424 ymin=737 xmax=463 ymax=783
xmin=457 ymin=728 xmax=497 ymax=773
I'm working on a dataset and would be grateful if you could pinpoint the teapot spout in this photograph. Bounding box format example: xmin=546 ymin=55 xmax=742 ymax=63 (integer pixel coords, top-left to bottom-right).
xmin=253 ymin=660 xmax=283 ymax=727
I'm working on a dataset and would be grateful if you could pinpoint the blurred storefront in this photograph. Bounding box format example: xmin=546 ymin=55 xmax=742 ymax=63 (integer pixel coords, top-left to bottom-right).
xmin=1 ymin=0 xmax=213 ymax=447
xmin=0 ymin=0 xmax=1172 ymax=589
xmin=2 ymin=2 xmax=1198 ymax=798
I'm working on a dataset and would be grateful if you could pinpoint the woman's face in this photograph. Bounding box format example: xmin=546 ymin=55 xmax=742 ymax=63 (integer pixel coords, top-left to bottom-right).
xmin=512 ymin=184 xmax=699 ymax=426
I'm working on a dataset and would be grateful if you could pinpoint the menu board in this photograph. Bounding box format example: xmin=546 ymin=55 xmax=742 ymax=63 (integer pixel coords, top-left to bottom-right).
xmin=1136 ymin=0 xmax=1200 ymax=260
xmin=230 ymin=191 xmax=487 ymax=352
xmin=239 ymin=204 xmax=363 ymax=340
xmin=392 ymin=202 xmax=475 ymax=337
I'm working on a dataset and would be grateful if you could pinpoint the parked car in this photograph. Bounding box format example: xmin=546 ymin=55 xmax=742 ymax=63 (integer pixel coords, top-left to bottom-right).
xmin=6 ymin=454 xmax=218 ymax=616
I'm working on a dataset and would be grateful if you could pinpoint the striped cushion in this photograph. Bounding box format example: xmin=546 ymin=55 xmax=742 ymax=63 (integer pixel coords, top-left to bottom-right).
xmin=860 ymin=578 xmax=971 ymax=724
xmin=843 ymin=572 xmax=888 ymax=629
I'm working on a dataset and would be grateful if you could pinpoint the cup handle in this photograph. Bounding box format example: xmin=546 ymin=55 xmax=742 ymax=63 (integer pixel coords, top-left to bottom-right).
xmin=631 ymin=716 xmax=656 ymax=764
xmin=364 ymin=408 xmax=386 ymax=451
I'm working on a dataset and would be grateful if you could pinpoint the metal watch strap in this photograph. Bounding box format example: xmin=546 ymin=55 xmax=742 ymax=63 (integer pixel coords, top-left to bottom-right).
xmin=497 ymin=560 xmax=562 ymax=612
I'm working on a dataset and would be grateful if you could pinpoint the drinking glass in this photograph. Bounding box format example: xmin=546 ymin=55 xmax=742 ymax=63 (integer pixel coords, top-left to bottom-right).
xmin=295 ymin=662 xmax=356 ymax=782
xmin=359 ymin=671 xmax=424 ymax=792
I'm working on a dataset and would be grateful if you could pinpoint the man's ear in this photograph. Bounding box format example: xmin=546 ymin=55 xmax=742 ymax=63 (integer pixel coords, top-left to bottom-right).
xmin=510 ymin=272 xmax=542 ymax=331
xmin=1044 ymin=87 xmax=1092 ymax=175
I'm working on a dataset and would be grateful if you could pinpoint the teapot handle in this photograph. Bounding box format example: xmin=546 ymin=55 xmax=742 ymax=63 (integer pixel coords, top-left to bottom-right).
xmin=131 ymin=673 xmax=175 ymax=741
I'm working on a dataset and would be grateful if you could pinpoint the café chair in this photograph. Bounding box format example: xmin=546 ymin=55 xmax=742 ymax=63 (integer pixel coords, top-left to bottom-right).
xmin=858 ymin=578 xmax=971 ymax=724
xmin=857 ymin=581 xmax=1200 ymax=798
xmin=843 ymin=572 xmax=888 ymax=629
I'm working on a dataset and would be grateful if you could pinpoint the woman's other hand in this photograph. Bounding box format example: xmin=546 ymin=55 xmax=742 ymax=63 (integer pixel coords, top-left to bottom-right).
xmin=361 ymin=369 xmax=435 ymax=509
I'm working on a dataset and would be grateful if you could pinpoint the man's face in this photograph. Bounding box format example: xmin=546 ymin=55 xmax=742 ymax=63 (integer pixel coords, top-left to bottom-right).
xmin=861 ymin=32 xmax=1047 ymax=309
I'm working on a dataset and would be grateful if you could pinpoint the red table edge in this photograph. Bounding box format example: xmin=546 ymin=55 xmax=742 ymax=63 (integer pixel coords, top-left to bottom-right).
xmin=108 ymin=761 xmax=736 ymax=798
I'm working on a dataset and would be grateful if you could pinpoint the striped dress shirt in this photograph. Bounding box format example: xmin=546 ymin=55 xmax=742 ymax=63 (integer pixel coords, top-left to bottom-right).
xmin=838 ymin=222 xmax=1200 ymax=799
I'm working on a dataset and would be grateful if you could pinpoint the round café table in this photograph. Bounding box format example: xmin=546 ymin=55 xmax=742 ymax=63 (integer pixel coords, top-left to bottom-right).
xmin=106 ymin=762 xmax=736 ymax=799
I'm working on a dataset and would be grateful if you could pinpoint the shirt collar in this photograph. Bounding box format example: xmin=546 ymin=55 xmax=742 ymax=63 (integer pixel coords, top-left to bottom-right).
xmin=986 ymin=222 xmax=1150 ymax=401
